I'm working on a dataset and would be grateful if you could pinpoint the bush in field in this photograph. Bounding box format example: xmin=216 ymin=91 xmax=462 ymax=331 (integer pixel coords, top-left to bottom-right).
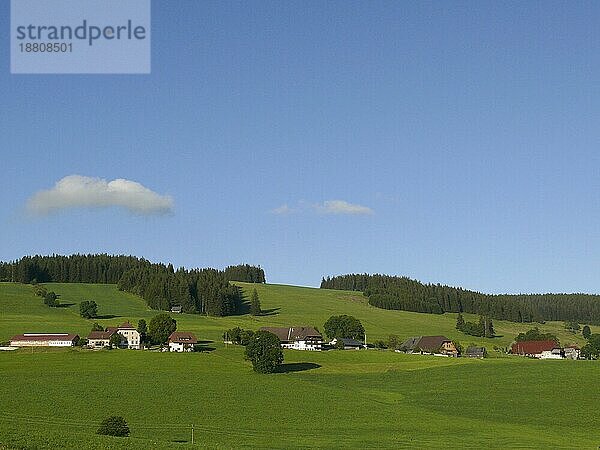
xmin=224 ymin=327 xmax=254 ymax=345
xmin=43 ymin=291 xmax=59 ymax=307
xmin=582 ymin=325 xmax=591 ymax=340
xmin=96 ymin=416 xmax=130 ymax=437
xmin=245 ymin=330 xmax=283 ymax=373
xmin=80 ymin=300 xmax=98 ymax=319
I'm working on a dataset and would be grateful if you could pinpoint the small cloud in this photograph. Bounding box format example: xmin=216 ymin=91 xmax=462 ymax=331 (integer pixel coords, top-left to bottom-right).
xmin=314 ymin=200 xmax=374 ymax=215
xmin=271 ymin=204 xmax=295 ymax=215
xmin=26 ymin=175 xmax=173 ymax=216
xmin=271 ymin=199 xmax=374 ymax=216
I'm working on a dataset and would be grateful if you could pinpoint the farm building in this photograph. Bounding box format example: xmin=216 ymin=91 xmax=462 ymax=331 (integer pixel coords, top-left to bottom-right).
xmin=260 ymin=326 xmax=323 ymax=351
xmin=87 ymin=322 xmax=142 ymax=350
xmin=465 ymin=346 xmax=487 ymax=358
xmin=564 ymin=345 xmax=581 ymax=360
xmin=329 ymin=337 xmax=365 ymax=350
xmin=398 ymin=336 xmax=458 ymax=357
xmin=511 ymin=340 xmax=558 ymax=358
xmin=87 ymin=329 xmax=116 ymax=348
xmin=10 ymin=333 xmax=79 ymax=347
xmin=168 ymin=331 xmax=197 ymax=352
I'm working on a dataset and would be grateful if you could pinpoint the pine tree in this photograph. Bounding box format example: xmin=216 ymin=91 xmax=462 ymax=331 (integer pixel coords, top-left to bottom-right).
xmin=250 ymin=288 xmax=262 ymax=316
xmin=456 ymin=313 xmax=465 ymax=330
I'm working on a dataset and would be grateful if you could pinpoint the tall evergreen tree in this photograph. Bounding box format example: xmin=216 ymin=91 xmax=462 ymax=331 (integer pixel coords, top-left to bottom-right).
xmin=250 ymin=289 xmax=262 ymax=316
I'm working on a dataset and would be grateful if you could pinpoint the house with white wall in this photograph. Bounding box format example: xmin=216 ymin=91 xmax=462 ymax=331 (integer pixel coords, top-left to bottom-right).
xmin=260 ymin=326 xmax=323 ymax=351
xmin=87 ymin=322 xmax=142 ymax=349
xmin=168 ymin=331 xmax=197 ymax=352
xmin=10 ymin=333 xmax=79 ymax=347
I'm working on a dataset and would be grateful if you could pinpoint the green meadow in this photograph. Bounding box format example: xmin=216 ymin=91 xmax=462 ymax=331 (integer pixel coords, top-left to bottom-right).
xmin=1 ymin=282 xmax=599 ymax=448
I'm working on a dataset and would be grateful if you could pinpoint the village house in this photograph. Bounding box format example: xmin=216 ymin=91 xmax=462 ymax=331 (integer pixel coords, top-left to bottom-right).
xmin=511 ymin=340 xmax=558 ymax=358
xmin=260 ymin=326 xmax=323 ymax=351
xmin=168 ymin=331 xmax=198 ymax=352
xmin=87 ymin=329 xmax=117 ymax=348
xmin=329 ymin=337 xmax=365 ymax=350
xmin=87 ymin=322 xmax=142 ymax=350
xmin=465 ymin=346 xmax=487 ymax=358
xmin=564 ymin=345 xmax=581 ymax=360
xmin=10 ymin=333 xmax=79 ymax=347
xmin=398 ymin=336 xmax=459 ymax=357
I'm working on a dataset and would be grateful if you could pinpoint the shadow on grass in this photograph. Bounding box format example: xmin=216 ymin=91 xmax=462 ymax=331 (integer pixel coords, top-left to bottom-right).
xmin=56 ymin=303 xmax=75 ymax=308
xmin=277 ymin=362 xmax=321 ymax=373
xmin=197 ymin=339 xmax=214 ymax=344
xmin=94 ymin=314 xmax=120 ymax=320
xmin=195 ymin=346 xmax=216 ymax=353
xmin=260 ymin=307 xmax=280 ymax=316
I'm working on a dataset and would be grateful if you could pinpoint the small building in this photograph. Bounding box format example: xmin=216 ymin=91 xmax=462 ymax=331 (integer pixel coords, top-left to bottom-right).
xmin=465 ymin=346 xmax=486 ymax=358
xmin=540 ymin=348 xmax=564 ymax=359
xmin=260 ymin=326 xmax=323 ymax=351
xmin=115 ymin=321 xmax=142 ymax=349
xmin=170 ymin=306 xmax=183 ymax=314
xmin=168 ymin=331 xmax=198 ymax=352
xmin=87 ymin=322 xmax=142 ymax=349
xmin=564 ymin=345 xmax=581 ymax=360
xmin=87 ymin=329 xmax=117 ymax=348
xmin=329 ymin=337 xmax=365 ymax=350
xmin=511 ymin=340 xmax=558 ymax=358
xmin=10 ymin=333 xmax=79 ymax=347
xmin=398 ymin=336 xmax=458 ymax=357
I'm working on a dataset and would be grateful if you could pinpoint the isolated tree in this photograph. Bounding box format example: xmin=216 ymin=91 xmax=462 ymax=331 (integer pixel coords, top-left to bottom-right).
xmin=33 ymin=285 xmax=47 ymax=297
xmin=137 ymin=319 xmax=148 ymax=344
xmin=244 ymin=330 xmax=283 ymax=373
xmin=323 ymin=315 xmax=365 ymax=340
xmin=79 ymin=300 xmax=98 ymax=319
xmin=515 ymin=327 xmax=558 ymax=343
xmin=109 ymin=333 xmax=122 ymax=349
xmin=583 ymin=325 xmax=592 ymax=340
xmin=96 ymin=416 xmax=130 ymax=437
xmin=43 ymin=291 xmax=59 ymax=307
xmin=249 ymin=288 xmax=262 ymax=316
xmin=564 ymin=321 xmax=581 ymax=333
xmin=148 ymin=313 xmax=177 ymax=344
xmin=91 ymin=322 xmax=104 ymax=332
xmin=456 ymin=313 xmax=465 ymax=331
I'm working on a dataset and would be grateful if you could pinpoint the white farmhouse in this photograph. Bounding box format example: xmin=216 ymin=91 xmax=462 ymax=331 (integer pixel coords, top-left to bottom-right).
xmin=87 ymin=321 xmax=142 ymax=349
xmin=259 ymin=326 xmax=323 ymax=351
xmin=168 ymin=331 xmax=197 ymax=352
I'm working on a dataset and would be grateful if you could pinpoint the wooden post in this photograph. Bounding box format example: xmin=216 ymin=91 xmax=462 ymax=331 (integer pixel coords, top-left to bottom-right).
xmin=191 ymin=424 xmax=194 ymax=444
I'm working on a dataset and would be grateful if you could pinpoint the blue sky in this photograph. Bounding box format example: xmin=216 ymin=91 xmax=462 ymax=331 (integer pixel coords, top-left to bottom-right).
xmin=1 ymin=1 xmax=600 ymax=292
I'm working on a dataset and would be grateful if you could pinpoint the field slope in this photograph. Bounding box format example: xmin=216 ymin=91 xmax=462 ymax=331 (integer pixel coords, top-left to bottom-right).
xmin=0 ymin=282 xmax=599 ymax=448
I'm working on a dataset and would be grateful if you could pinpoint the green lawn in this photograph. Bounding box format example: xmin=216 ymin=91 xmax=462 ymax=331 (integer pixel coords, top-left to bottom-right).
xmin=0 ymin=282 xmax=599 ymax=448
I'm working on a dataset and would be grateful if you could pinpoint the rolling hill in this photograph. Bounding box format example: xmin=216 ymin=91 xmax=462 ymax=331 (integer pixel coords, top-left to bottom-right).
xmin=1 ymin=282 xmax=599 ymax=448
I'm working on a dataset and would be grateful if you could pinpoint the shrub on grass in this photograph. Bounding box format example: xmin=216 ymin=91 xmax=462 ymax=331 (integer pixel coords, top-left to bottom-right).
xmin=96 ymin=416 xmax=130 ymax=437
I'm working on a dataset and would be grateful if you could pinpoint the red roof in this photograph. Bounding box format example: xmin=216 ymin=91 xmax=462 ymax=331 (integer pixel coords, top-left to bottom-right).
xmin=88 ymin=330 xmax=116 ymax=340
xmin=168 ymin=332 xmax=198 ymax=344
xmin=118 ymin=322 xmax=135 ymax=329
xmin=10 ymin=333 xmax=79 ymax=342
xmin=511 ymin=340 xmax=558 ymax=355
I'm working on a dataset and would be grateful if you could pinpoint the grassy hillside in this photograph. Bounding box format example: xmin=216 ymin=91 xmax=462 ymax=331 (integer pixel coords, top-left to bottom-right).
xmin=1 ymin=282 xmax=599 ymax=448
xmin=0 ymin=282 xmax=591 ymax=350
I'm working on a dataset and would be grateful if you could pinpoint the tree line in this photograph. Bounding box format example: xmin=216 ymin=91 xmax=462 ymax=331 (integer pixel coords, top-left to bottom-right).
xmin=321 ymin=273 xmax=600 ymax=325
xmin=0 ymin=254 xmax=265 ymax=317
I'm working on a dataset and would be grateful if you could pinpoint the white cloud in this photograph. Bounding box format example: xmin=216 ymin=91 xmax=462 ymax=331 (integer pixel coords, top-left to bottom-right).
xmin=271 ymin=199 xmax=373 ymax=216
xmin=314 ymin=200 xmax=374 ymax=215
xmin=26 ymin=175 xmax=174 ymax=216
xmin=270 ymin=204 xmax=295 ymax=215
